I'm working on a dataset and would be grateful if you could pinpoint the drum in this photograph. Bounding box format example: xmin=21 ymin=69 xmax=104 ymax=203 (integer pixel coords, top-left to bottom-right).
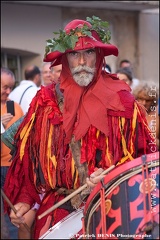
xmin=39 ymin=207 xmax=83 ymax=239
xmin=83 ymin=152 xmax=159 ymax=239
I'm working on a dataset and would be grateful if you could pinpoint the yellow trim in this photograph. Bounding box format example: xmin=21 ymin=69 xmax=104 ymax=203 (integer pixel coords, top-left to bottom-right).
xmin=74 ymin=169 xmax=79 ymax=189
xmin=96 ymin=130 xmax=100 ymax=138
xmin=71 ymin=157 xmax=75 ymax=178
xmin=105 ymin=138 xmax=112 ymax=166
xmin=117 ymin=117 xmax=134 ymax=165
xmin=130 ymin=103 xmax=138 ymax=153
xmin=20 ymin=113 xmax=36 ymax=160
xmin=47 ymin=125 xmax=57 ymax=188
xmin=71 ymin=158 xmax=79 ymax=189
xmin=116 ymin=155 xmax=130 ymax=166
xmin=47 ymin=125 xmax=57 ymax=168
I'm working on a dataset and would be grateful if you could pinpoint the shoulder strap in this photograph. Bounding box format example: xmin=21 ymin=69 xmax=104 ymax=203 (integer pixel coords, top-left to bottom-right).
xmin=19 ymin=85 xmax=33 ymax=104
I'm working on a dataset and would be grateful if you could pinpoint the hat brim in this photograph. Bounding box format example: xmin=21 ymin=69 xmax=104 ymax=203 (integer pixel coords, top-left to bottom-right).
xmin=44 ymin=36 xmax=118 ymax=66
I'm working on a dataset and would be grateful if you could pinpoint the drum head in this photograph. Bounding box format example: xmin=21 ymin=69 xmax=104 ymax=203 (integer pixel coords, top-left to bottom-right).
xmin=39 ymin=207 xmax=83 ymax=239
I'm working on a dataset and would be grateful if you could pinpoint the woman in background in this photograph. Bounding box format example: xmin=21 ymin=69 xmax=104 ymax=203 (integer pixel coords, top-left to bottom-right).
xmin=133 ymin=81 xmax=159 ymax=149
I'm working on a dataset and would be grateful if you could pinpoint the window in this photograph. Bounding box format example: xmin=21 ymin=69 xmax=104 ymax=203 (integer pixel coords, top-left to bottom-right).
xmin=1 ymin=53 xmax=22 ymax=87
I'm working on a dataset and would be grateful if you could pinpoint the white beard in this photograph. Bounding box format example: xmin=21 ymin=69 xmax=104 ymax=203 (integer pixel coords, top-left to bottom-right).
xmin=71 ymin=65 xmax=95 ymax=86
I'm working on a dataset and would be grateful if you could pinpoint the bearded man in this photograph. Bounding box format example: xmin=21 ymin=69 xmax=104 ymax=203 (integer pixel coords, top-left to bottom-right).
xmin=3 ymin=16 xmax=155 ymax=239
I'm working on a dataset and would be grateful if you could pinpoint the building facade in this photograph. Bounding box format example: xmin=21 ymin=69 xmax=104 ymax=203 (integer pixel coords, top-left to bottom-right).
xmin=1 ymin=1 xmax=159 ymax=86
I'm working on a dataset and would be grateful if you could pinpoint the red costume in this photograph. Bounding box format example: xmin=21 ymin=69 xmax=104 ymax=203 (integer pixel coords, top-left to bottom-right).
xmin=4 ymin=18 xmax=154 ymax=239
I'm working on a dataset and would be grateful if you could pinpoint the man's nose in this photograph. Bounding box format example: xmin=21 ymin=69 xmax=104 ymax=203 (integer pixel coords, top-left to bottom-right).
xmin=78 ymin=53 xmax=86 ymax=65
xmin=6 ymin=88 xmax=12 ymax=94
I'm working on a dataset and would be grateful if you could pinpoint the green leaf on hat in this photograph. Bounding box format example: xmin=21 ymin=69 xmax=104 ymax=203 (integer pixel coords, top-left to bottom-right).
xmin=44 ymin=16 xmax=111 ymax=56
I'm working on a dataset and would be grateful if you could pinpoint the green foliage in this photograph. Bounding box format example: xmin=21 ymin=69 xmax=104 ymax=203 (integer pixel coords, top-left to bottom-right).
xmin=44 ymin=16 xmax=111 ymax=57
xmin=86 ymin=16 xmax=111 ymax=43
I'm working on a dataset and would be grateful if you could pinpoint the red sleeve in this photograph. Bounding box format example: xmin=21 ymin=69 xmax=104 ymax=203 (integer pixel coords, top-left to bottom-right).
xmin=15 ymin=183 xmax=36 ymax=207
xmin=3 ymin=147 xmax=41 ymax=214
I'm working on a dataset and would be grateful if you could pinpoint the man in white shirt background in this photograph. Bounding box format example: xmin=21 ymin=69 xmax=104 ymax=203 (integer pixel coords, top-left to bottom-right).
xmin=9 ymin=65 xmax=41 ymax=114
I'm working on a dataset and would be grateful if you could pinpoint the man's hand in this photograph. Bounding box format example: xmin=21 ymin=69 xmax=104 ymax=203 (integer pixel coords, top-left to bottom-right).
xmin=10 ymin=202 xmax=30 ymax=228
xmin=86 ymin=168 xmax=104 ymax=189
xmin=1 ymin=113 xmax=13 ymax=129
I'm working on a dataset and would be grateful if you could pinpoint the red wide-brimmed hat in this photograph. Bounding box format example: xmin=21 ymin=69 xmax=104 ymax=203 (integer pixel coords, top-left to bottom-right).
xmin=44 ymin=18 xmax=118 ymax=66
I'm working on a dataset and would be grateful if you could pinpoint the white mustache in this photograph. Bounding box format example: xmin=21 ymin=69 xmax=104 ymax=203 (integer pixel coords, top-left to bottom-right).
xmin=71 ymin=65 xmax=95 ymax=75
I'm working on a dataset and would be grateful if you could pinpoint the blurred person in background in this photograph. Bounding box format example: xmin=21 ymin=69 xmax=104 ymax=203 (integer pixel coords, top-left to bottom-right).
xmin=9 ymin=65 xmax=41 ymax=114
xmin=1 ymin=67 xmax=24 ymax=239
xmin=51 ymin=64 xmax=63 ymax=105
xmin=102 ymin=63 xmax=112 ymax=73
xmin=41 ymin=63 xmax=62 ymax=86
xmin=133 ymin=80 xmax=159 ymax=149
xmin=116 ymin=67 xmax=133 ymax=89
xmin=51 ymin=64 xmax=62 ymax=84
xmin=119 ymin=59 xmax=140 ymax=91
xmin=41 ymin=62 xmax=54 ymax=86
